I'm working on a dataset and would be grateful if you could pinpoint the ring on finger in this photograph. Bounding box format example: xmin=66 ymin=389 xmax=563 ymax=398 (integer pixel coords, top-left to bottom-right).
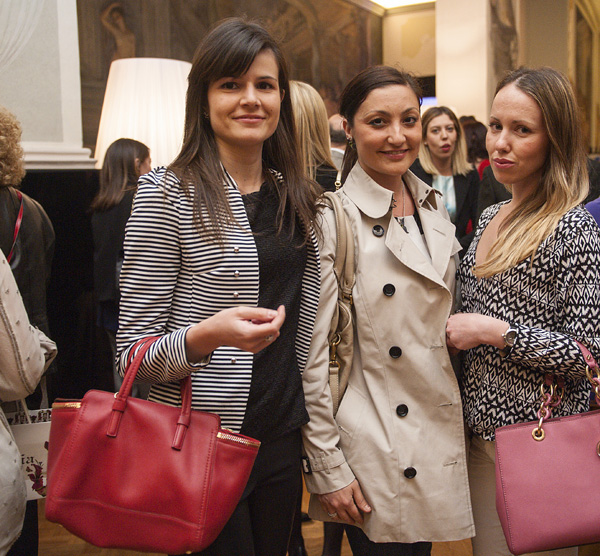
xmin=264 ymin=335 xmax=274 ymax=342
xmin=327 ymin=511 xmax=338 ymax=518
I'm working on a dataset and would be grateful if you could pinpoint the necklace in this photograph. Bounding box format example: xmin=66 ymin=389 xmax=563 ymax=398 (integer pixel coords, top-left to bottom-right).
xmin=397 ymin=183 xmax=408 ymax=233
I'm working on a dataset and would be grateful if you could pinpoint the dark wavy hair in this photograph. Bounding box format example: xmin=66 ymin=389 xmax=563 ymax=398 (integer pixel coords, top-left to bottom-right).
xmin=168 ymin=17 xmax=318 ymax=242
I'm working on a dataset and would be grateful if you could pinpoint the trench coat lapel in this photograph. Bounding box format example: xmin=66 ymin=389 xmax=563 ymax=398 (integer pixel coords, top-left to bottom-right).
xmin=344 ymin=164 xmax=458 ymax=288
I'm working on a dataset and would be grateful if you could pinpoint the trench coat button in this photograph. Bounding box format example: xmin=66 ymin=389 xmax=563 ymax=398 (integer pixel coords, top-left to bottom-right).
xmin=372 ymin=225 xmax=385 ymax=237
xmin=389 ymin=346 xmax=402 ymax=358
xmin=404 ymin=467 xmax=417 ymax=479
xmin=396 ymin=404 xmax=408 ymax=417
xmin=383 ymin=284 xmax=396 ymax=296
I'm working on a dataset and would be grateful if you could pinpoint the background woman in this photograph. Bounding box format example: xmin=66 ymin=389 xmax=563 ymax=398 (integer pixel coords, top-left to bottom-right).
xmin=116 ymin=18 xmax=320 ymax=556
xmin=0 ymin=104 xmax=55 ymax=556
xmin=411 ymin=106 xmax=480 ymax=254
xmin=290 ymin=80 xmax=338 ymax=191
xmin=288 ymin=79 xmax=345 ymax=556
xmin=0 ymin=251 xmax=56 ymax=556
xmin=446 ymin=67 xmax=600 ymax=556
xmin=301 ymin=65 xmax=474 ymax=556
xmin=91 ymin=138 xmax=150 ymax=393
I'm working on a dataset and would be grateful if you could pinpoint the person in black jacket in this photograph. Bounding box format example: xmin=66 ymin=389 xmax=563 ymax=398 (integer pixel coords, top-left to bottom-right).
xmin=411 ymin=106 xmax=480 ymax=255
xmin=90 ymin=138 xmax=151 ymax=393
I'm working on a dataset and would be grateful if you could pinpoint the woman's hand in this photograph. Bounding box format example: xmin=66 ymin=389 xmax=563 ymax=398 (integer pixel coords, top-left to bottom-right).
xmin=318 ymin=479 xmax=372 ymax=525
xmin=446 ymin=313 xmax=508 ymax=352
xmin=185 ymin=305 xmax=286 ymax=362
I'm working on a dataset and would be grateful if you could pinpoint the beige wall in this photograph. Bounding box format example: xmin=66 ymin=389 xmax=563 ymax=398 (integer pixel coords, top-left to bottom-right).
xmin=435 ymin=0 xmax=491 ymax=123
xmin=0 ymin=0 xmax=93 ymax=168
xmin=383 ymin=6 xmax=435 ymax=76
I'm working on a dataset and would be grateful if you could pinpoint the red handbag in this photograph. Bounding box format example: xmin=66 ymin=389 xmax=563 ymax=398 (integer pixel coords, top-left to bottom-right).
xmin=45 ymin=337 xmax=260 ymax=554
xmin=495 ymin=342 xmax=600 ymax=555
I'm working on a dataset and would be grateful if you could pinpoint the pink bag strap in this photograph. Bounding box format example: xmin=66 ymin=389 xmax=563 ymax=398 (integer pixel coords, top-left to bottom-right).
xmin=108 ymin=337 xmax=193 ymax=450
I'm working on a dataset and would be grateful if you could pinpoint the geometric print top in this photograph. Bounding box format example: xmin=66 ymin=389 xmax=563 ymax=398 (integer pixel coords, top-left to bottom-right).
xmin=458 ymin=202 xmax=600 ymax=440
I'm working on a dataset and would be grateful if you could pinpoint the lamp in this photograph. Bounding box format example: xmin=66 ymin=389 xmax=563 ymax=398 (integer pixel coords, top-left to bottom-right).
xmin=94 ymin=57 xmax=191 ymax=169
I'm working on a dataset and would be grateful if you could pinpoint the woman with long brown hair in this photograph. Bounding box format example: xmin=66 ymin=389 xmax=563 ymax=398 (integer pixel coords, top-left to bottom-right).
xmin=116 ymin=18 xmax=321 ymax=556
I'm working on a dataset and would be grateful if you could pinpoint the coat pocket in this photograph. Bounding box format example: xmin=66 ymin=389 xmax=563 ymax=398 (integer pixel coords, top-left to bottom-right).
xmin=335 ymin=384 xmax=366 ymax=449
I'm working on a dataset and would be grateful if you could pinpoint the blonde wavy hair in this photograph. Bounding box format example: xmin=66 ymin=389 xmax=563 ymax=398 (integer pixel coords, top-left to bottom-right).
xmin=419 ymin=106 xmax=472 ymax=176
xmin=289 ymin=80 xmax=335 ymax=180
xmin=474 ymin=67 xmax=588 ymax=278
xmin=0 ymin=106 xmax=26 ymax=187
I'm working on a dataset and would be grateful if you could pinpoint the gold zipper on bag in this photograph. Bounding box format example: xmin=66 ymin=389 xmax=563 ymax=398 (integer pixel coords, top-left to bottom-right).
xmin=52 ymin=401 xmax=82 ymax=409
xmin=217 ymin=430 xmax=261 ymax=448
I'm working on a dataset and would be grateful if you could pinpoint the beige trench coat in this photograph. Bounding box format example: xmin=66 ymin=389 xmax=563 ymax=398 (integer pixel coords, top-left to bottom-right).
xmin=301 ymin=163 xmax=475 ymax=543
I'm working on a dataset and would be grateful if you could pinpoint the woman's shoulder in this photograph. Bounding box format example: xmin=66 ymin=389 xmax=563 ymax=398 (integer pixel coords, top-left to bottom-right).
xmin=543 ymin=205 xmax=600 ymax=264
xmin=556 ymin=204 xmax=600 ymax=241
xmin=135 ymin=166 xmax=186 ymax=204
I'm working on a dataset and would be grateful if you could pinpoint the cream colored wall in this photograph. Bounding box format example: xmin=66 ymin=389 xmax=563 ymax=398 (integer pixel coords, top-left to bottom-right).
xmin=383 ymin=7 xmax=435 ymax=76
xmin=434 ymin=0 xmax=491 ymax=123
xmin=0 ymin=0 xmax=93 ymax=168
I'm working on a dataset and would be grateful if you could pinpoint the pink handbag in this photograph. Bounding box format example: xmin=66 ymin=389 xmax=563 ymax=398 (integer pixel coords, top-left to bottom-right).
xmin=495 ymin=341 xmax=600 ymax=555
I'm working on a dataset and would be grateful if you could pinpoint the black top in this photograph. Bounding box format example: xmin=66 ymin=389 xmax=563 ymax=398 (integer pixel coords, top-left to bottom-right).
xmin=316 ymin=164 xmax=338 ymax=192
xmin=91 ymin=189 xmax=135 ymax=331
xmin=410 ymin=158 xmax=480 ymax=255
xmin=239 ymin=181 xmax=309 ymax=442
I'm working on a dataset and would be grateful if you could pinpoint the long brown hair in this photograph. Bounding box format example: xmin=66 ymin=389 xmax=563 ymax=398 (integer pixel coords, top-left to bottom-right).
xmin=91 ymin=138 xmax=149 ymax=211
xmin=475 ymin=67 xmax=588 ymax=277
xmin=168 ymin=17 xmax=319 ymax=242
xmin=338 ymin=66 xmax=422 ymax=183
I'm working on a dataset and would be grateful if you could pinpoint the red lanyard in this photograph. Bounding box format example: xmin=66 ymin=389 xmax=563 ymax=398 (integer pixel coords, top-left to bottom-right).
xmin=7 ymin=191 xmax=23 ymax=264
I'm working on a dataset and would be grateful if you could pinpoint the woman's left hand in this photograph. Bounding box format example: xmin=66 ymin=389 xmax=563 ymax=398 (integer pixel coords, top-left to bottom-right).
xmin=446 ymin=313 xmax=508 ymax=352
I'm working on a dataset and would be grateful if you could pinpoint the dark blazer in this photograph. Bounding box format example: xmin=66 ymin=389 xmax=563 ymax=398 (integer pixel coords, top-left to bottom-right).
xmin=410 ymin=159 xmax=480 ymax=254
xmin=0 ymin=186 xmax=55 ymax=335
xmin=476 ymin=165 xmax=512 ymax=221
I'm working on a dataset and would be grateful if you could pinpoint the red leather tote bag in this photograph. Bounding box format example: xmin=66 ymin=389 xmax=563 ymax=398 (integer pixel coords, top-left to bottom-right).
xmin=45 ymin=337 xmax=260 ymax=554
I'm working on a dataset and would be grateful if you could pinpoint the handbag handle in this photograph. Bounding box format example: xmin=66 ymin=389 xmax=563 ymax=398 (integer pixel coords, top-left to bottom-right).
xmin=533 ymin=340 xmax=600 ymax=441
xmin=107 ymin=337 xmax=193 ymax=450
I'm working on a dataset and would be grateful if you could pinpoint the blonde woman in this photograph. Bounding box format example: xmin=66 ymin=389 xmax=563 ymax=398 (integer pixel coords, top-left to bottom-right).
xmin=411 ymin=106 xmax=480 ymax=253
xmin=290 ymin=80 xmax=338 ymax=191
xmin=446 ymin=67 xmax=600 ymax=555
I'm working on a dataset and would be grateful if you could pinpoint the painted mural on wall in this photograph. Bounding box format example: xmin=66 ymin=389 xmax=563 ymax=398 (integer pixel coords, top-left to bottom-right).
xmin=77 ymin=0 xmax=382 ymax=150
xmin=490 ymin=0 xmax=518 ymax=87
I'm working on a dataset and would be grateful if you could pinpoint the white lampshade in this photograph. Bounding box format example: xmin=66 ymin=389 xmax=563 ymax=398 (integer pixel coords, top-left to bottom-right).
xmin=94 ymin=57 xmax=191 ymax=169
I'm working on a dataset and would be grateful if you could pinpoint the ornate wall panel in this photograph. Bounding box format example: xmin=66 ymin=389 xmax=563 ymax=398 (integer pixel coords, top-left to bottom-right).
xmin=77 ymin=0 xmax=382 ymax=150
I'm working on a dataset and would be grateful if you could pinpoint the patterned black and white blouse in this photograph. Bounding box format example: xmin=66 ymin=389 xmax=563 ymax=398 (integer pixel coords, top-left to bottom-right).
xmin=459 ymin=202 xmax=600 ymax=440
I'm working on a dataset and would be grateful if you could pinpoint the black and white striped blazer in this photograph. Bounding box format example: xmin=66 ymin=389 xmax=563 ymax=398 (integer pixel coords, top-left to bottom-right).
xmin=116 ymin=167 xmax=321 ymax=432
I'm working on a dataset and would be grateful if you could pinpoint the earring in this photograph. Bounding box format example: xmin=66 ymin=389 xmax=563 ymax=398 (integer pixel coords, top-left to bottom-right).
xmin=202 ymin=111 xmax=209 ymax=120
xmin=347 ymin=136 xmax=355 ymax=149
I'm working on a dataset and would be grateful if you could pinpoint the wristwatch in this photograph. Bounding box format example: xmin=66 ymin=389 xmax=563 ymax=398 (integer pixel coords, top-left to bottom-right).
xmin=500 ymin=324 xmax=518 ymax=356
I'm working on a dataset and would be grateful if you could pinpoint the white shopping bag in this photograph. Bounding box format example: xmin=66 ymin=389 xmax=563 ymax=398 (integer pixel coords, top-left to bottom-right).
xmin=6 ymin=403 xmax=52 ymax=500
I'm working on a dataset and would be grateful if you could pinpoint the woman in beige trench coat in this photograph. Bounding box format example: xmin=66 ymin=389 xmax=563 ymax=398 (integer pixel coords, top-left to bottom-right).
xmin=301 ymin=66 xmax=475 ymax=556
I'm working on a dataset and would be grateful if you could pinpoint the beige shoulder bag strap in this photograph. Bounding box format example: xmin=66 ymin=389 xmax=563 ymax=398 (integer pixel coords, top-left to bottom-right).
xmin=322 ymin=191 xmax=355 ymax=415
